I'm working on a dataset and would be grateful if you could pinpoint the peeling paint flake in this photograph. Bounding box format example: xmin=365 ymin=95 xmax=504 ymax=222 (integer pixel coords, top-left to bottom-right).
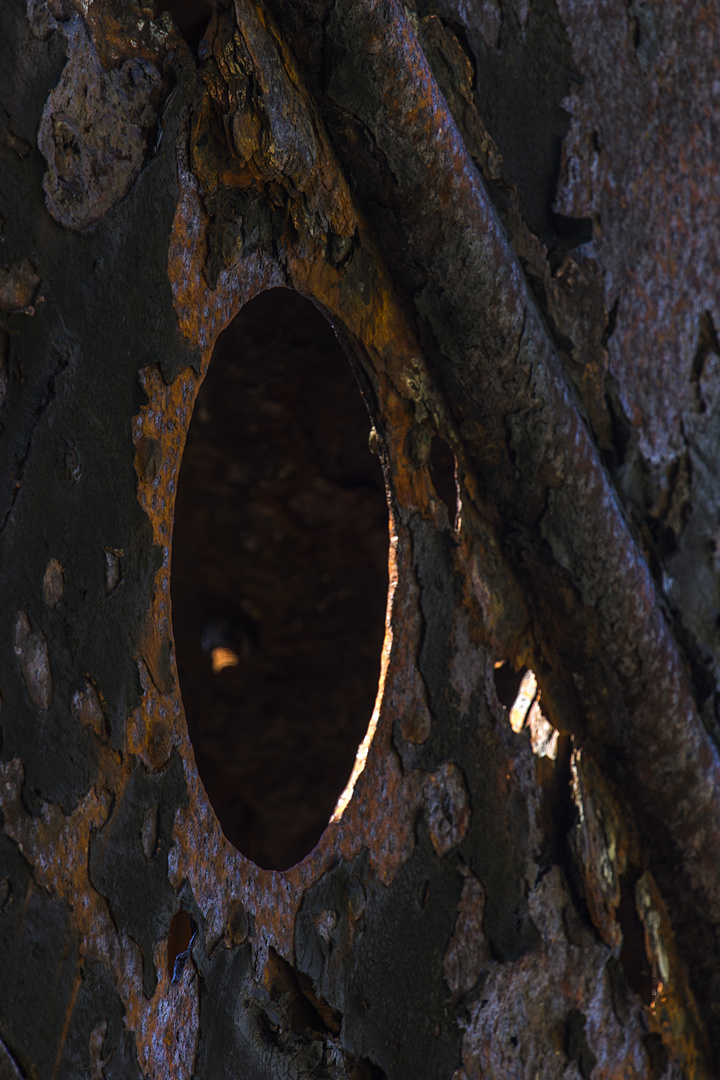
xmin=71 ymin=678 xmax=107 ymax=739
xmin=37 ymin=19 xmax=161 ymax=232
xmin=443 ymin=873 xmax=490 ymax=996
xmin=13 ymin=611 xmax=52 ymax=710
xmin=423 ymin=762 xmax=470 ymax=858
xmin=43 ymin=557 xmax=65 ymax=607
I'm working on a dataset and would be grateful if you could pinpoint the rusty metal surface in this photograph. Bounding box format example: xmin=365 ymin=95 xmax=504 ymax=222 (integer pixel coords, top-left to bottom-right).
xmin=555 ymin=0 xmax=720 ymax=468
xmin=288 ymin=0 xmax=720 ymax=1048
xmin=0 ymin=0 xmax=716 ymax=1074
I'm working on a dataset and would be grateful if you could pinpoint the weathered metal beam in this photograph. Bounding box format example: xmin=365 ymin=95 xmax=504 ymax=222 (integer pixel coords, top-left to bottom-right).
xmin=267 ymin=0 xmax=720 ymax=1023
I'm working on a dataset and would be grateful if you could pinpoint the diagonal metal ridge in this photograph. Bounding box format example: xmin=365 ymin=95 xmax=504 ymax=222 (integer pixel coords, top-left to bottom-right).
xmin=270 ymin=0 xmax=720 ymax=1014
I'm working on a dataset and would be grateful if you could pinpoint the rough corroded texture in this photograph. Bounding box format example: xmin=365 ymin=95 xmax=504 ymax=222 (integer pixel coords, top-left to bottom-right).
xmin=37 ymin=17 xmax=162 ymax=230
xmin=273 ymin=0 xmax=720 ymax=1048
xmin=553 ymin=0 xmax=720 ymax=836
xmin=1 ymin=0 xmax=718 ymax=1075
xmin=556 ymin=0 xmax=720 ymax=467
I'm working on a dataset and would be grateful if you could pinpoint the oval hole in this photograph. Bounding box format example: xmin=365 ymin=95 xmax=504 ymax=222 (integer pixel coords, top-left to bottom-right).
xmin=171 ymin=289 xmax=389 ymax=870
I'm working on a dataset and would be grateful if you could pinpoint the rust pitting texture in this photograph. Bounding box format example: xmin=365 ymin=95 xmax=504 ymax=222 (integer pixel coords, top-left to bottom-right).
xmin=306 ymin=2 xmax=720 ymax=1057
xmin=547 ymin=0 xmax=720 ymax=819
xmin=157 ymin=18 xmax=522 ymax=1072
xmin=37 ymin=15 xmax=162 ymax=231
xmin=2 ymin=0 xmax=712 ymax=1074
xmin=555 ymin=0 xmax=720 ymax=468
xmin=130 ymin=335 xmax=426 ymax=1072
xmin=453 ymin=869 xmax=654 ymax=1080
xmin=27 ymin=0 xmax=180 ymax=66
xmin=132 ymin=60 xmax=445 ymax=1069
xmin=157 ymin=2 xmax=713 ymax=1071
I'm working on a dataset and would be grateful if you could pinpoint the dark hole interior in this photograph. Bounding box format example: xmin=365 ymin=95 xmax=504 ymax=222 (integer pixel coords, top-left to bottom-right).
xmin=171 ymin=289 xmax=389 ymax=870
xmin=429 ymin=436 xmax=458 ymax=524
xmin=493 ymin=661 xmax=527 ymax=711
xmin=167 ymin=910 xmax=194 ymax=979
xmin=616 ymin=881 xmax=655 ymax=1006
xmin=153 ymin=0 xmax=214 ymax=53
